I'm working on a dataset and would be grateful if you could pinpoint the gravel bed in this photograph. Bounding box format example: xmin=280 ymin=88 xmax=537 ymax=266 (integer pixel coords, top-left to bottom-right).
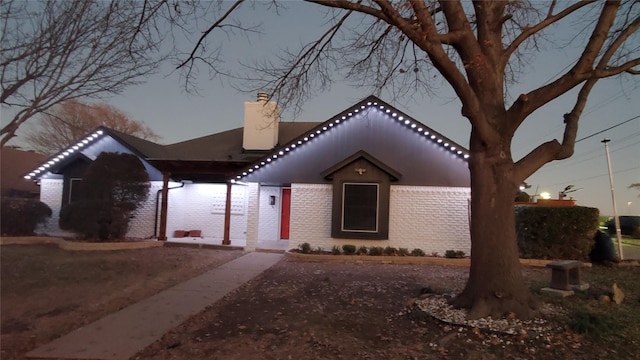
xmin=415 ymin=294 xmax=565 ymax=339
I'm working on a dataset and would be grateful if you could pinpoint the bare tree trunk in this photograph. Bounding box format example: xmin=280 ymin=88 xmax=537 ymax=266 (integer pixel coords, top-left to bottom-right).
xmin=452 ymin=130 xmax=537 ymax=320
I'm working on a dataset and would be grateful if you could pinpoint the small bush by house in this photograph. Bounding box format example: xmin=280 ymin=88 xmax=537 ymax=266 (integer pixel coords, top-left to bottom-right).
xmin=59 ymin=200 xmax=130 ymax=241
xmin=58 ymin=153 xmax=150 ymax=241
xmin=0 ymin=197 xmax=52 ymax=236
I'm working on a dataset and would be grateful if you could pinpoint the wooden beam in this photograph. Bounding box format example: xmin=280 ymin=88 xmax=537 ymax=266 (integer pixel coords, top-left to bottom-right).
xmin=157 ymin=172 xmax=170 ymax=241
xmin=222 ymin=181 xmax=232 ymax=245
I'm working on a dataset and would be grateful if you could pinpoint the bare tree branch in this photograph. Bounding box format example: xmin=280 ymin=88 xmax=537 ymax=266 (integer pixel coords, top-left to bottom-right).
xmin=176 ymin=0 xmax=246 ymax=70
xmin=501 ymin=1 xmax=597 ymax=72
xmin=0 ymin=0 xmax=166 ymax=146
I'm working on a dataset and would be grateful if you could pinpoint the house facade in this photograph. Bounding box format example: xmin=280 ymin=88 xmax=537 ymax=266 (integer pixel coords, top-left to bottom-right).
xmin=26 ymin=95 xmax=472 ymax=254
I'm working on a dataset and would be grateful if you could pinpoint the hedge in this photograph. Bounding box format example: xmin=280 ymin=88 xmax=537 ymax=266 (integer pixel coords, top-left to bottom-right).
xmin=0 ymin=197 xmax=52 ymax=236
xmin=515 ymin=205 xmax=599 ymax=260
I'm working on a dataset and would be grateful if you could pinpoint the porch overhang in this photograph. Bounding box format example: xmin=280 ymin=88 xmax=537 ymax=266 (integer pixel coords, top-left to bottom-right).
xmin=147 ymin=159 xmax=251 ymax=182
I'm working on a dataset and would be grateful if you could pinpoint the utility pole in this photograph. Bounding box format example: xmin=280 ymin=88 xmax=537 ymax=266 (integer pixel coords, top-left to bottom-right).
xmin=602 ymin=139 xmax=623 ymax=260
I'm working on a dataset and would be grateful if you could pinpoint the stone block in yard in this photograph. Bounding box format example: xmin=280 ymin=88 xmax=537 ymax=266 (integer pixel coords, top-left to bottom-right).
xmin=612 ymin=282 xmax=625 ymax=304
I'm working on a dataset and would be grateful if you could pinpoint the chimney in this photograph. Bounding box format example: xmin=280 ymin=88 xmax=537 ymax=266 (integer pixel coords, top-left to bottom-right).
xmin=243 ymin=92 xmax=280 ymax=151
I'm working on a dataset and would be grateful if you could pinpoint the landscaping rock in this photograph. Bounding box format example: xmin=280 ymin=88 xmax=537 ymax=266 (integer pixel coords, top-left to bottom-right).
xmin=612 ymin=282 xmax=625 ymax=304
xmin=598 ymin=295 xmax=611 ymax=303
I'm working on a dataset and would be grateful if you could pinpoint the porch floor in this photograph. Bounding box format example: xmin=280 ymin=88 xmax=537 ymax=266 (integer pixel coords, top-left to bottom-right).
xmin=165 ymin=237 xmax=290 ymax=252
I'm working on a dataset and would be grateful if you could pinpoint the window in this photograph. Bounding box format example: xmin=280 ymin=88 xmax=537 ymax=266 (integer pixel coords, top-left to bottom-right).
xmin=68 ymin=178 xmax=83 ymax=204
xmin=342 ymin=183 xmax=378 ymax=232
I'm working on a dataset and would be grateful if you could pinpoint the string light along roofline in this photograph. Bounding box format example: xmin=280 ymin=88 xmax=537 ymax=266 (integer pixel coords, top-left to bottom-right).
xmin=233 ymin=98 xmax=469 ymax=183
xmin=23 ymin=129 xmax=105 ymax=180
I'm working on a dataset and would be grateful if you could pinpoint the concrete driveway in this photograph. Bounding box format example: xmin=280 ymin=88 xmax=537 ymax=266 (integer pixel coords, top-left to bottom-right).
xmin=620 ymin=244 xmax=640 ymax=260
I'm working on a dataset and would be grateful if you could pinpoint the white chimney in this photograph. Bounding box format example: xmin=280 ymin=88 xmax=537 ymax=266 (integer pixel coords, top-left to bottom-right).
xmin=243 ymin=92 xmax=280 ymax=151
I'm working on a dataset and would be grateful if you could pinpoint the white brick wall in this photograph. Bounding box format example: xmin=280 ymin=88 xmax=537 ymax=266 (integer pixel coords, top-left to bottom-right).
xmin=38 ymin=179 xmax=160 ymax=239
xmin=165 ymin=183 xmax=247 ymax=240
xmin=289 ymin=184 xmax=332 ymax=250
xmin=36 ymin=179 xmax=74 ymax=236
xmin=289 ymin=183 xmax=471 ymax=254
xmin=126 ymin=182 xmax=163 ymax=239
xmin=245 ymin=183 xmax=260 ymax=250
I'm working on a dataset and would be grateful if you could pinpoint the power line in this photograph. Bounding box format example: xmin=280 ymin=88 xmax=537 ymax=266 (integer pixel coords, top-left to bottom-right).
xmin=539 ymin=166 xmax=640 ymax=188
xmin=575 ymin=115 xmax=640 ymax=143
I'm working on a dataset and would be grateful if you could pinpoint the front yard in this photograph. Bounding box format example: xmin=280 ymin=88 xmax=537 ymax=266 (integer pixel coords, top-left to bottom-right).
xmin=1 ymin=244 xmax=639 ymax=359
xmin=0 ymin=244 xmax=244 ymax=360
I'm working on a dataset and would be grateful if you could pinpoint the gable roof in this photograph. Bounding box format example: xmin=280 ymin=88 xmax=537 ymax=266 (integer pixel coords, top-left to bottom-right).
xmin=24 ymin=95 xmax=469 ymax=184
xmin=23 ymin=122 xmax=320 ymax=181
xmin=161 ymin=122 xmax=318 ymax=162
xmin=235 ymin=95 xmax=469 ymax=183
xmin=321 ymin=150 xmax=401 ymax=181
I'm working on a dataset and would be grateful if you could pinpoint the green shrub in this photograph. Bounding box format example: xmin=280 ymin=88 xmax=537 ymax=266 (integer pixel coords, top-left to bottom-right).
xmin=60 ymin=152 xmax=150 ymax=241
xmin=298 ymin=242 xmax=312 ymax=254
xmin=516 ymin=205 xmax=599 ymax=260
xmin=383 ymin=246 xmax=398 ymax=255
xmin=410 ymin=248 xmax=426 ymax=256
xmin=398 ymin=248 xmax=409 ymax=256
xmin=342 ymin=244 xmax=356 ymax=255
xmin=445 ymin=250 xmax=465 ymax=258
xmin=82 ymin=152 xmax=150 ymax=210
xmin=331 ymin=245 xmax=341 ymax=255
xmin=59 ymin=200 xmax=129 ymax=241
xmin=569 ymin=310 xmax=614 ymax=338
xmin=368 ymin=246 xmax=384 ymax=256
xmin=356 ymin=246 xmax=368 ymax=255
xmin=430 ymin=252 xmax=439 ymax=257
xmin=0 ymin=197 xmax=52 ymax=236
xmin=515 ymin=191 xmax=531 ymax=202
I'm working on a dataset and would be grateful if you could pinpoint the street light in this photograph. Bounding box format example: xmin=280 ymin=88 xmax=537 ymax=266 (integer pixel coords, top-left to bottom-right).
xmin=602 ymin=138 xmax=623 ymax=260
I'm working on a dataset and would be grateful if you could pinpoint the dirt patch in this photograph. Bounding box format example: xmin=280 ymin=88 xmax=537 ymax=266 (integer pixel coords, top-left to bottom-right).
xmin=136 ymin=260 xmax=639 ymax=360
xmin=0 ymin=244 xmax=245 ymax=360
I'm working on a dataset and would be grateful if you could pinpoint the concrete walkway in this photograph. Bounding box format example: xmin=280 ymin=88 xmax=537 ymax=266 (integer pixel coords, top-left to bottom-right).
xmin=26 ymin=252 xmax=283 ymax=360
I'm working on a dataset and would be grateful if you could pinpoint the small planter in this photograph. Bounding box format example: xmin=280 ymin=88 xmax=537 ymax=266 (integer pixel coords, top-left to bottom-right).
xmin=536 ymin=199 xmax=576 ymax=207
xmin=174 ymin=230 xmax=188 ymax=238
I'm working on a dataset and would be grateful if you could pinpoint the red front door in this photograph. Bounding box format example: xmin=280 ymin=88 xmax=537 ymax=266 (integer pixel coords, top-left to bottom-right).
xmin=280 ymin=188 xmax=291 ymax=240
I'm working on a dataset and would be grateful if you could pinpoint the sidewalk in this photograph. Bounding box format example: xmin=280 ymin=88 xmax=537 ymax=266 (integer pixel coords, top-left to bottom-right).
xmin=26 ymin=252 xmax=283 ymax=360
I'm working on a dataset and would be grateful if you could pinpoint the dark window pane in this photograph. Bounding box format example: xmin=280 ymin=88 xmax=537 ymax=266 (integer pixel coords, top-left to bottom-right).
xmin=69 ymin=178 xmax=83 ymax=204
xmin=343 ymin=183 xmax=378 ymax=232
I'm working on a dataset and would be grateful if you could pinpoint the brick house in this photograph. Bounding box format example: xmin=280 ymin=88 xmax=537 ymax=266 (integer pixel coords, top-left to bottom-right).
xmin=25 ymin=95 xmax=471 ymax=253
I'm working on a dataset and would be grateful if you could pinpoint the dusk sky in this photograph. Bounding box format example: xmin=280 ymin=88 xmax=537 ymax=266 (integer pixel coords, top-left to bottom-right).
xmin=6 ymin=2 xmax=639 ymax=216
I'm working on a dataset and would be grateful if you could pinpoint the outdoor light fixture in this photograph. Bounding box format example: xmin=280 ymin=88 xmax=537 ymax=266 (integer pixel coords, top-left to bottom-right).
xmin=234 ymin=99 xmax=470 ymax=181
xmin=269 ymin=195 xmax=276 ymax=205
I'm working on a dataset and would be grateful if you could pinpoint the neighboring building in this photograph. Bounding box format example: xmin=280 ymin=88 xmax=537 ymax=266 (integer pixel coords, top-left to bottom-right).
xmin=1 ymin=147 xmax=47 ymax=198
xmin=25 ymin=95 xmax=472 ymax=253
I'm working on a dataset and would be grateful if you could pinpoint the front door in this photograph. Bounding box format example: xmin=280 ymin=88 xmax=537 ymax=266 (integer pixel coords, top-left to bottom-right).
xmin=280 ymin=188 xmax=291 ymax=240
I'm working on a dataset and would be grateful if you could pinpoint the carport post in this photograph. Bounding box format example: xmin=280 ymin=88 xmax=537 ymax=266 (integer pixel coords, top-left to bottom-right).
xmin=223 ymin=181 xmax=232 ymax=245
xmin=158 ymin=172 xmax=170 ymax=241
